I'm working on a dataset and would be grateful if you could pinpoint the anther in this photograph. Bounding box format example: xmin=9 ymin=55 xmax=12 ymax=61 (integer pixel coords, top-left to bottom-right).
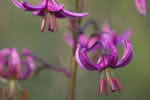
xmin=113 ymin=77 xmax=123 ymax=92
xmin=108 ymin=76 xmax=115 ymax=92
xmin=0 ymin=88 xmax=3 ymax=99
xmin=4 ymin=89 xmax=8 ymax=100
xmin=22 ymin=90 xmax=27 ymax=100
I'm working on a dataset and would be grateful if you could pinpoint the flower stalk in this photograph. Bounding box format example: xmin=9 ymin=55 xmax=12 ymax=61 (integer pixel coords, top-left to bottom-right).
xmin=22 ymin=53 xmax=71 ymax=77
xmin=67 ymin=0 xmax=84 ymax=100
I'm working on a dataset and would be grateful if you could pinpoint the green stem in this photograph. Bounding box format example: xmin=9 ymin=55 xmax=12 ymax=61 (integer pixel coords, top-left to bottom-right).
xmin=67 ymin=57 xmax=77 ymax=100
xmin=67 ymin=0 xmax=84 ymax=100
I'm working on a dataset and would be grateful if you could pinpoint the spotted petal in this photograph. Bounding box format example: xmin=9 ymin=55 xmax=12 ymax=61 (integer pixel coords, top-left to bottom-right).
xmin=75 ymin=42 xmax=106 ymax=71
xmin=64 ymin=34 xmax=89 ymax=48
xmin=107 ymin=42 xmax=118 ymax=66
xmin=111 ymin=40 xmax=133 ymax=68
xmin=64 ymin=34 xmax=74 ymax=48
xmin=117 ymin=28 xmax=132 ymax=45
xmin=87 ymin=34 xmax=100 ymax=49
xmin=76 ymin=45 xmax=98 ymax=70
xmin=8 ymin=48 xmax=21 ymax=77
xmin=0 ymin=48 xmax=10 ymax=59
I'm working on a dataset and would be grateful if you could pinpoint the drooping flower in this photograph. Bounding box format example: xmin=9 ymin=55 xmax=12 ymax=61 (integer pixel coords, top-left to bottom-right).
xmin=0 ymin=48 xmax=34 ymax=100
xmin=11 ymin=0 xmax=88 ymax=32
xmin=75 ymin=23 xmax=133 ymax=95
xmin=134 ymin=0 xmax=147 ymax=16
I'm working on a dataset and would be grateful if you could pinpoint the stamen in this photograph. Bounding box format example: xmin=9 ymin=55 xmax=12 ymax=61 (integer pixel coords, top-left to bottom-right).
xmin=48 ymin=13 xmax=54 ymax=32
xmin=98 ymin=75 xmax=104 ymax=95
xmin=22 ymin=90 xmax=27 ymax=100
xmin=4 ymin=89 xmax=8 ymax=100
xmin=113 ymin=77 xmax=123 ymax=92
xmin=108 ymin=77 xmax=115 ymax=92
xmin=9 ymin=96 xmax=13 ymax=100
xmin=0 ymin=88 xmax=2 ymax=99
xmin=14 ymin=91 xmax=18 ymax=100
xmin=41 ymin=15 xmax=47 ymax=32
xmin=52 ymin=14 xmax=59 ymax=32
xmin=104 ymin=79 xmax=108 ymax=96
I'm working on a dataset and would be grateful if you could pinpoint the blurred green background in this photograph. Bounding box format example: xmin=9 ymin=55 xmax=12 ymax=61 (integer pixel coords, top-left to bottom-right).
xmin=1 ymin=0 xmax=150 ymax=100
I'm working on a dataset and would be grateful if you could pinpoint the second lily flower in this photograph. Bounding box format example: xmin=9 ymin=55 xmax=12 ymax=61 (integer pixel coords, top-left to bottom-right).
xmin=12 ymin=0 xmax=88 ymax=32
xmin=65 ymin=21 xmax=133 ymax=96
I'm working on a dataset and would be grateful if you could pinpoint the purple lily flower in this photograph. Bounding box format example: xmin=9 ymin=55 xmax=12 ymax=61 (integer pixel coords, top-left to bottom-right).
xmin=134 ymin=0 xmax=147 ymax=16
xmin=11 ymin=0 xmax=88 ymax=32
xmin=0 ymin=48 xmax=34 ymax=100
xmin=75 ymin=23 xmax=133 ymax=95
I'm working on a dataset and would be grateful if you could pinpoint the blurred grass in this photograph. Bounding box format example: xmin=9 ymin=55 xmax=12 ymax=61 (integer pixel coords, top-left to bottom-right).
xmin=0 ymin=0 xmax=150 ymax=100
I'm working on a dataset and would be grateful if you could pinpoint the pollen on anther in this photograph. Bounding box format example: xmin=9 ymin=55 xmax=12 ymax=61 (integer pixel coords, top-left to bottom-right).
xmin=22 ymin=90 xmax=27 ymax=100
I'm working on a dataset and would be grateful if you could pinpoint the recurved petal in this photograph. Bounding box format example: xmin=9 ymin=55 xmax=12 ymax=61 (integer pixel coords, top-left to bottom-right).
xmin=21 ymin=49 xmax=35 ymax=79
xmin=75 ymin=45 xmax=89 ymax=70
xmin=61 ymin=9 xmax=88 ymax=18
xmin=23 ymin=49 xmax=35 ymax=72
xmin=135 ymin=0 xmax=147 ymax=16
xmin=8 ymin=48 xmax=21 ymax=76
xmin=101 ymin=22 xmax=111 ymax=33
xmin=64 ymin=34 xmax=74 ymax=48
xmin=75 ymin=42 xmax=107 ymax=71
xmin=20 ymin=62 xmax=31 ymax=80
xmin=117 ymin=28 xmax=132 ymax=45
xmin=87 ymin=34 xmax=100 ymax=49
xmin=108 ymin=42 xmax=118 ymax=66
xmin=75 ymin=45 xmax=98 ymax=71
xmin=78 ymin=34 xmax=89 ymax=46
xmin=111 ymin=40 xmax=133 ymax=68
xmin=11 ymin=0 xmax=26 ymax=10
xmin=64 ymin=34 xmax=89 ymax=48
xmin=22 ymin=0 xmax=47 ymax=11
xmin=0 ymin=48 xmax=10 ymax=59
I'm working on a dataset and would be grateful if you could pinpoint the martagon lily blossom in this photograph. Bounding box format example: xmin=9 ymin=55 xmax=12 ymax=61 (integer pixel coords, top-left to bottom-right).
xmin=11 ymin=0 xmax=88 ymax=32
xmin=134 ymin=0 xmax=147 ymax=16
xmin=75 ymin=23 xmax=133 ymax=95
xmin=0 ymin=48 xmax=34 ymax=100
